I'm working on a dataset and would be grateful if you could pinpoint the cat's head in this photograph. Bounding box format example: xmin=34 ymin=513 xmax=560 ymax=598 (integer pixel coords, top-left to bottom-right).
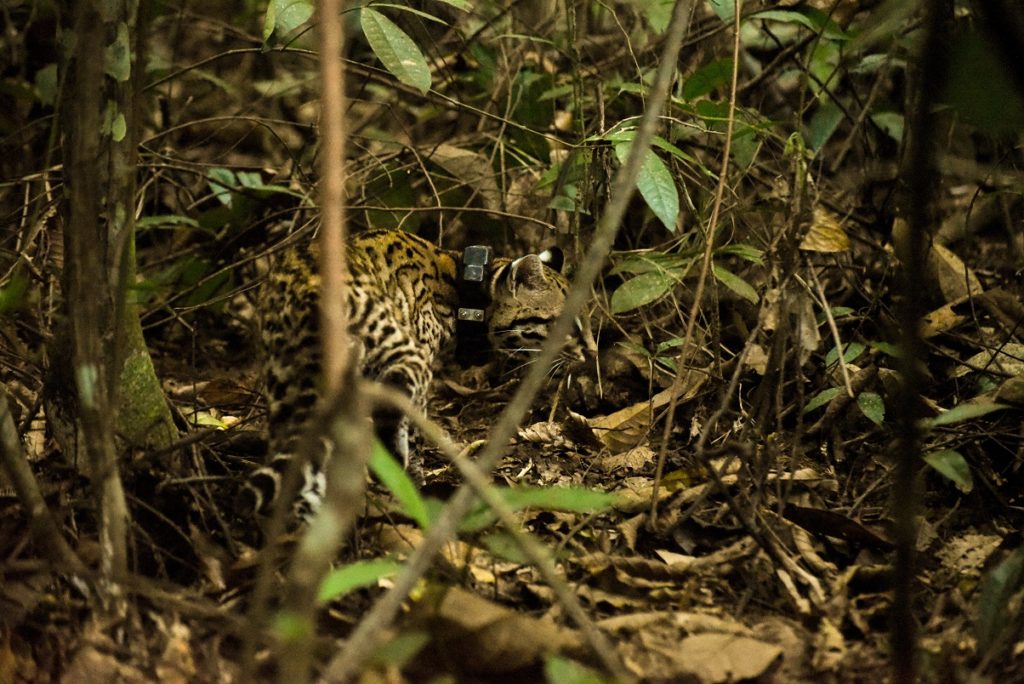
xmin=486 ymin=248 xmax=584 ymax=372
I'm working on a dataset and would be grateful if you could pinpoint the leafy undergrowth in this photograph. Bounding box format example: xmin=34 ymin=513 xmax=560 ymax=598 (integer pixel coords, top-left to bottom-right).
xmin=3 ymin=1 xmax=1024 ymax=682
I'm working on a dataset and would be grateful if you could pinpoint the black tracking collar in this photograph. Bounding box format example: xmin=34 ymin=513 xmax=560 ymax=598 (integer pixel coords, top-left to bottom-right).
xmin=456 ymin=244 xmax=493 ymax=325
xmin=455 ymin=244 xmax=493 ymax=364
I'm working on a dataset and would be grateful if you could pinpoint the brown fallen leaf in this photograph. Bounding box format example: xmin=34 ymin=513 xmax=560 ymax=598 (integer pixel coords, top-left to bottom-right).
xmin=409 ymin=585 xmax=584 ymax=674
xmin=588 ymin=380 xmax=705 ymax=452
xmin=800 ymin=206 xmax=850 ymax=253
xmin=671 ymin=632 xmax=783 ymax=682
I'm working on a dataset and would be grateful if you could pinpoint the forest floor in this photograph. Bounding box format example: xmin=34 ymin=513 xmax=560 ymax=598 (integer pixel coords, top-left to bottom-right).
xmin=3 ymin=2 xmax=1024 ymax=682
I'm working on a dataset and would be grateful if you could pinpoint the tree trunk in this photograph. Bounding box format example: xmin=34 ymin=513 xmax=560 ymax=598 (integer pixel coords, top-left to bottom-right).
xmin=54 ymin=0 xmax=176 ymax=589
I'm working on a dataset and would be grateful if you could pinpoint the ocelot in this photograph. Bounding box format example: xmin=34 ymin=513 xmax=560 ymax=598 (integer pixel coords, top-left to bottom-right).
xmin=239 ymin=228 xmax=577 ymax=520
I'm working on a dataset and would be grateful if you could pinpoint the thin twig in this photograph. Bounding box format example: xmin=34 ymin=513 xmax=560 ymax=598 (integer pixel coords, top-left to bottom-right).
xmin=0 ymin=389 xmax=87 ymax=576
xmin=651 ymin=2 xmax=742 ymax=522
xmin=276 ymin=1 xmax=363 ymax=682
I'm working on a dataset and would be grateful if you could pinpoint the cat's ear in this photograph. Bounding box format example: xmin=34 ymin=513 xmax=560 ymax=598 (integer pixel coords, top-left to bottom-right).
xmin=509 ymin=254 xmax=549 ymax=292
xmin=538 ymin=246 xmax=564 ymax=273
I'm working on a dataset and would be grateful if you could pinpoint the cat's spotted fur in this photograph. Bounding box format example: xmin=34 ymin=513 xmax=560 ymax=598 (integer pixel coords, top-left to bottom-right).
xmin=240 ymin=228 xmax=574 ymax=518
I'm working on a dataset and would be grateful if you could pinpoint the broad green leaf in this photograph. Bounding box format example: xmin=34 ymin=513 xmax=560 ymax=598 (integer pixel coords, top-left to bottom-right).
xmin=806 ymin=100 xmax=843 ymax=150
xmin=712 ymin=264 xmax=758 ymax=304
xmin=105 ymin=22 xmax=131 ymax=82
xmin=545 ymin=655 xmax=610 ymax=684
xmin=111 ymin=113 xmax=126 ymax=142
xmin=803 ymin=387 xmax=843 ymax=414
xmin=870 ymin=111 xmax=904 ymax=142
xmin=371 ymin=3 xmax=448 ymax=25
xmin=35 ymin=63 xmax=58 ymax=106
xmin=207 ymin=168 xmax=237 ymax=206
xmin=707 ymin=0 xmax=736 ymax=22
xmin=644 ymin=0 xmax=675 ymax=33
xmin=869 ymin=340 xmax=901 ymax=358
xmin=825 ymin=341 xmax=865 ymax=367
xmin=857 ymin=392 xmax=885 ymax=426
xmin=370 ymin=631 xmax=431 ymax=669
xmin=716 ymin=243 xmax=764 ymax=265
xmin=922 ymin=449 xmax=973 ymax=493
xmin=264 ymin=0 xmax=313 ymax=41
xmin=361 ymin=8 xmax=431 ymax=94
xmin=369 ymin=438 xmax=432 ymax=529
xmin=318 ymin=558 xmax=403 ymax=603
xmin=977 ymin=547 xmax=1024 ymax=652
xmin=808 ymin=40 xmax=841 ymax=101
xmin=481 ymin=530 xmax=530 ymax=564
xmin=433 ymin=0 xmax=470 ymax=9
xmin=614 ymin=142 xmax=678 ymax=231
xmin=500 ymin=486 xmax=619 ymax=513
xmin=683 ymin=58 xmax=732 ymax=101
xmin=462 ymin=486 xmax=620 ymax=534
xmin=0 ymin=272 xmax=28 ymax=315
xmin=751 ymin=9 xmax=851 ymax=41
xmin=923 ymin=402 xmax=1011 ymax=429
xmin=611 ymin=271 xmax=678 ymax=313
xmin=816 ymin=306 xmax=854 ymax=324
xmin=609 ymin=252 xmax=693 ymax=276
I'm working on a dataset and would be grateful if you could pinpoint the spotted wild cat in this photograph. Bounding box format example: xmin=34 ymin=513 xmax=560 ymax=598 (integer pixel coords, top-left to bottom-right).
xmin=239 ymin=228 xmax=577 ymax=519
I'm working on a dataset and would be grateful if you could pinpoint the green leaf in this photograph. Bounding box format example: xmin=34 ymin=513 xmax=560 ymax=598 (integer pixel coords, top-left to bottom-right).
xmin=369 ymin=439 xmax=432 ymax=529
xmin=613 ymin=142 xmax=678 ymax=231
xmin=370 ymin=3 xmax=448 ymax=25
xmin=545 ymin=656 xmax=610 ymax=684
xmin=105 ymin=22 xmax=131 ymax=82
xmin=0 ymin=272 xmax=28 ymax=315
xmin=433 ymin=0 xmax=470 ymax=9
xmin=683 ymin=58 xmax=732 ymax=101
xmin=716 ymin=243 xmax=764 ymax=265
xmin=824 ymin=341 xmax=865 ymax=367
xmin=318 ymin=558 xmax=403 ymax=603
xmin=461 ymin=486 xmax=619 ymax=534
xmin=816 ymin=306 xmax=855 ymax=324
xmin=712 ymin=264 xmax=758 ymax=304
xmin=367 ymin=631 xmax=431 ymax=669
xmin=111 ymin=113 xmax=127 ymax=142
xmin=803 ymin=387 xmax=843 ymax=414
xmin=264 ymin=0 xmax=314 ymax=41
xmin=34 ymin=63 xmax=58 ymax=106
xmin=806 ymin=100 xmax=843 ymax=150
xmin=481 ymin=530 xmax=530 ymax=564
xmin=644 ymin=0 xmax=675 ymax=33
xmin=857 ymin=392 xmax=885 ymax=426
xmin=922 ymin=449 xmax=973 ymax=493
xmin=869 ymin=340 xmax=901 ymax=358
xmin=500 ymin=486 xmax=619 ymax=513
xmin=611 ymin=271 xmax=678 ymax=313
xmin=751 ymin=9 xmax=850 ymax=41
xmin=361 ymin=8 xmax=431 ymax=94
xmin=870 ymin=111 xmax=904 ymax=142
xmin=924 ymin=402 xmax=1011 ymax=429
xmin=977 ymin=547 xmax=1024 ymax=653
xmin=207 ymin=168 xmax=237 ymax=206
xmin=707 ymin=0 xmax=736 ymax=23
